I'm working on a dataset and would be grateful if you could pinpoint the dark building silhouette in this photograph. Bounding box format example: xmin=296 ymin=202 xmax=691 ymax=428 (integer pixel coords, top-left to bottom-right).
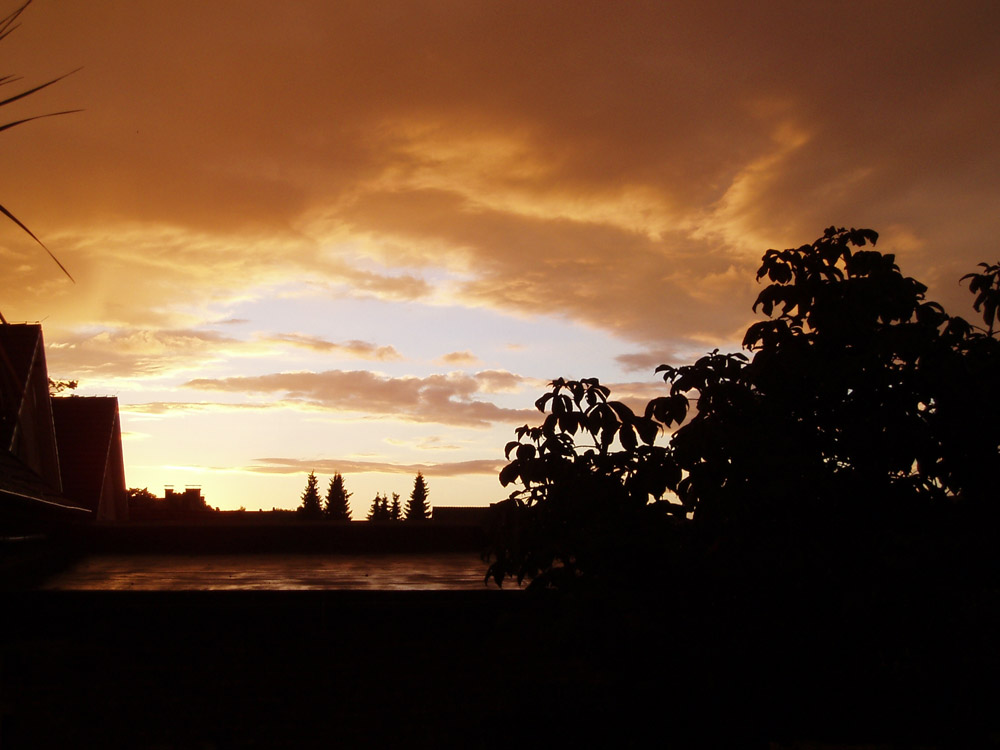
xmin=0 ymin=323 xmax=126 ymax=524
xmin=52 ymin=396 xmax=127 ymax=521
xmin=0 ymin=323 xmax=62 ymax=495
xmin=128 ymin=486 xmax=214 ymax=521
xmin=164 ymin=485 xmax=207 ymax=511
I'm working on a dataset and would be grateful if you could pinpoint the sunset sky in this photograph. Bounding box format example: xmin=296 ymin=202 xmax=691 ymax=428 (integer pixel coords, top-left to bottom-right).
xmin=3 ymin=0 xmax=998 ymax=515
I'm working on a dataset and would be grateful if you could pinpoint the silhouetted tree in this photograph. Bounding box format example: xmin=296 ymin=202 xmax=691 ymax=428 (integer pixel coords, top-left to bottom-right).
xmin=405 ymin=473 xmax=430 ymax=521
xmin=389 ymin=492 xmax=402 ymax=521
xmin=367 ymin=493 xmax=390 ymax=521
xmin=325 ymin=473 xmax=352 ymax=520
xmin=658 ymin=227 xmax=1000 ymax=526
xmin=487 ymin=377 xmax=670 ymax=589
xmin=47 ymin=378 xmax=78 ymax=395
xmin=487 ymin=227 xmax=1000 ymax=590
xmin=297 ymin=472 xmax=323 ymax=520
xmin=126 ymin=487 xmax=157 ymax=513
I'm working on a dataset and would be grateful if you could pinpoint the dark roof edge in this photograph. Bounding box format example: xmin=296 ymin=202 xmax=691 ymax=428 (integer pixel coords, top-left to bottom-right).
xmin=0 ymin=487 xmax=92 ymax=518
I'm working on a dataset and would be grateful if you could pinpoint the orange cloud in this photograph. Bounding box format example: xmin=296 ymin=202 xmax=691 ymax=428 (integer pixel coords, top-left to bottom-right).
xmin=438 ymin=350 xmax=480 ymax=366
xmin=45 ymin=328 xmax=245 ymax=379
xmin=264 ymin=333 xmax=402 ymax=361
xmin=3 ymin=1 xmax=997 ymax=375
xmin=41 ymin=324 xmax=410 ymax=384
xmin=473 ymin=370 xmax=523 ymax=393
xmin=184 ymin=369 xmax=535 ymax=428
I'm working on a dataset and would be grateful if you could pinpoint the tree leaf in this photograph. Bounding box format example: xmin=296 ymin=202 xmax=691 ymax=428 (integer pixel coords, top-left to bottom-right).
xmin=499 ymin=462 xmax=520 ymax=487
xmin=515 ymin=443 xmax=536 ymax=461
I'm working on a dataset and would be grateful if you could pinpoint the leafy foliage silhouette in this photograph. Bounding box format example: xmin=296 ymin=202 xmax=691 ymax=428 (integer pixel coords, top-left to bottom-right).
xmin=487 ymin=227 xmax=1000 ymax=590
xmin=961 ymin=261 xmax=1000 ymax=335
xmin=47 ymin=377 xmax=78 ymax=395
xmin=126 ymin=486 xmax=157 ymax=514
xmin=488 ymin=377 xmax=676 ymax=589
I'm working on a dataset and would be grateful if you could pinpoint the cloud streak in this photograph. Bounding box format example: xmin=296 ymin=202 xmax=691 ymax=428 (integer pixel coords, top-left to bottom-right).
xmin=41 ymin=323 xmax=409 ymax=383
xmin=184 ymin=369 xmax=535 ymax=427
xmin=247 ymin=457 xmax=503 ymax=478
xmin=264 ymin=333 xmax=403 ymax=361
xmin=46 ymin=328 xmax=246 ymax=378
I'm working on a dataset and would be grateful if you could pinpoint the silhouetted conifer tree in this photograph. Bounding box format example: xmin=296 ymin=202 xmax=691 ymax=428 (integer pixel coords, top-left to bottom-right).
xmin=389 ymin=492 xmax=402 ymax=521
xmin=298 ymin=471 xmax=323 ymax=520
xmin=405 ymin=473 xmax=430 ymax=521
xmin=367 ymin=493 xmax=390 ymax=521
xmin=325 ymin=473 xmax=352 ymax=520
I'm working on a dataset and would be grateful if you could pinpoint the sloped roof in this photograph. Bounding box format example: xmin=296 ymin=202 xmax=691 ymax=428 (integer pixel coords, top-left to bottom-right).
xmin=0 ymin=449 xmax=61 ymax=503
xmin=0 ymin=324 xmax=65 ymax=504
xmin=51 ymin=397 xmax=123 ymax=515
xmin=0 ymin=324 xmax=44 ymax=449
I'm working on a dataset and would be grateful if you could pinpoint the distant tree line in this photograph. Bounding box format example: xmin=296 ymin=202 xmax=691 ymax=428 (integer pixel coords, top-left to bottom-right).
xmin=297 ymin=471 xmax=431 ymax=521
xmin=297 ymin=472 xmax=349 ymax=520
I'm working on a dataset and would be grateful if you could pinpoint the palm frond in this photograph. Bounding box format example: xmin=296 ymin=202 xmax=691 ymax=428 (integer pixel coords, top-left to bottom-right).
xmin=0 ymin=108 xmax=83 ymax=134
xmin=0 ymin=66 xmax=82 ymax=109
xmin=0 ymin=0 xmax=29 ymax=42
xmin=0 ymin=202 xmax=75 ymax=282
xmin=0 ymin=0 xmax=77 ymax=284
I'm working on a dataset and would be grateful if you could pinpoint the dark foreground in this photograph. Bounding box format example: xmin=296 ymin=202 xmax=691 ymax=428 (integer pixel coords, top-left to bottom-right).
xmin=2 ymin=585 xmax=998 ymax=749
xmin=1 ymin=524 xmax=998 ymax=748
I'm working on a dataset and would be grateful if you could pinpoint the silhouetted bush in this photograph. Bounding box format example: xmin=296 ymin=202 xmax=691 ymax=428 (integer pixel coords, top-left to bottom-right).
xmin=487 ymin=227 xmax=1000 ymax=594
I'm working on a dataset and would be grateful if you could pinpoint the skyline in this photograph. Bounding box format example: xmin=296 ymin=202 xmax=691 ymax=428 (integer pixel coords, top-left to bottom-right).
xmin=3 ymin=1 xmax=999 ymax=514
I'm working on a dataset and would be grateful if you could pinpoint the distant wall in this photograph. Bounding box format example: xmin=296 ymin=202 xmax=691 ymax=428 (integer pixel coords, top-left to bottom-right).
xmin=431 ymin=506 xmax=492 ymax=526
xmin=76 ymin=521 xmax=490 ymax=554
